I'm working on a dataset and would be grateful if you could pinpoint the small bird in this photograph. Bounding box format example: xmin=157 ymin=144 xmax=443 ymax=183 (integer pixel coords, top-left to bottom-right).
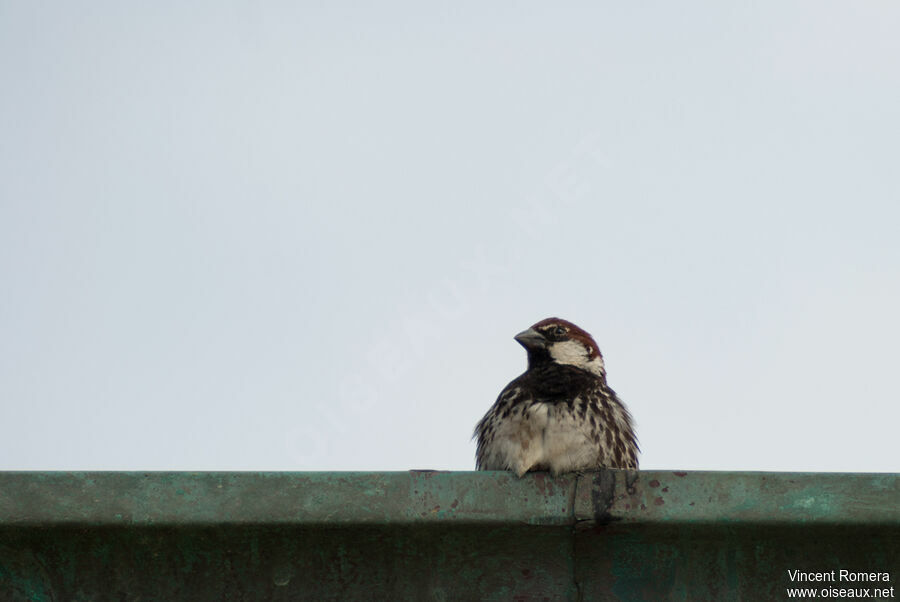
xmin=474 ymin=318 xmax=638 ymax=476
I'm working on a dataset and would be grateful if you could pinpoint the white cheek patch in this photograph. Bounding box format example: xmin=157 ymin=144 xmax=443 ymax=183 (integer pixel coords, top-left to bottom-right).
xmin=548 ymin=340 xmax=605 ymax=375
xmin=548 ymin=340 xmax=587 ymax=364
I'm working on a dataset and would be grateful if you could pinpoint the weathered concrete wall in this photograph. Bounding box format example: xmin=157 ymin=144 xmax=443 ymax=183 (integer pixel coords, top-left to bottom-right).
xmin=1 ymin=471 xmax=897 ymax=600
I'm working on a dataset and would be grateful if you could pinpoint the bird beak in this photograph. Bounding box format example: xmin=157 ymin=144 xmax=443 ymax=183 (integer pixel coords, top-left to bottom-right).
xmin=514 ymin=328 xmax=546 ymax=349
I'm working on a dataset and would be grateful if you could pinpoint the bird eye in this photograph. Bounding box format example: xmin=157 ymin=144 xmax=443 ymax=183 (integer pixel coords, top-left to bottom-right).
xmin=553 ymin=325 xmax=567 ymax=336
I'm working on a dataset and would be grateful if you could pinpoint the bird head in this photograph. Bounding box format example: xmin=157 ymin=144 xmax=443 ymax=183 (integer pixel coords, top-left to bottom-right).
xmin=514 ymin=317 xmax=606 ymax=377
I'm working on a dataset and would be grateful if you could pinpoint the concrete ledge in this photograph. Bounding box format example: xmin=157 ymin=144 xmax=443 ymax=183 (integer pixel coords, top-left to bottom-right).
xmin=1 ymin=471 xmax=898 ymax=600
xmin=574 ymin=470 xmax=899 ymax=525
xmin=0 ymin=470 xmax=896 ymax=526
xmin=0 ymin=470 xmax=576 ymax=526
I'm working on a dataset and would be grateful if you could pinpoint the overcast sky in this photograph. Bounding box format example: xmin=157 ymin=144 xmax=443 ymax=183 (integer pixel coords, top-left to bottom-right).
xmin=2 ymin=2 xmax=898 ymax=473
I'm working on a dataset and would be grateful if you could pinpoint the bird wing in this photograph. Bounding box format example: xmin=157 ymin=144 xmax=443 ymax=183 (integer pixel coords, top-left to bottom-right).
xmin=474 ymin=380 xmax=534 ymax=472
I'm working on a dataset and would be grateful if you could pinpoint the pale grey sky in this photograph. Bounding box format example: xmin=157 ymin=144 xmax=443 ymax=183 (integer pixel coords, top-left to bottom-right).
xmin=2 ymin=2 xmax=898 ymax=472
